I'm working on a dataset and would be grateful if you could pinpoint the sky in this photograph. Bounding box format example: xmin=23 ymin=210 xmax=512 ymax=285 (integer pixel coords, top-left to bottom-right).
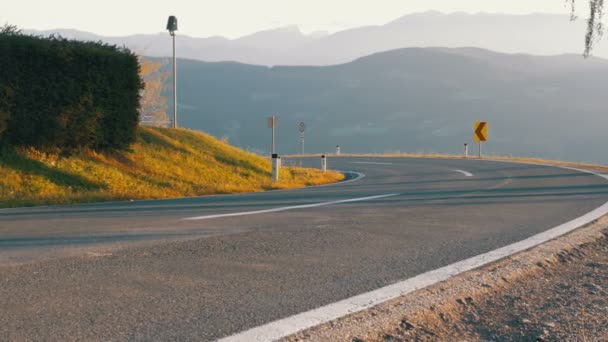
xmin=2 ymin=0 xmax=583 ymax=38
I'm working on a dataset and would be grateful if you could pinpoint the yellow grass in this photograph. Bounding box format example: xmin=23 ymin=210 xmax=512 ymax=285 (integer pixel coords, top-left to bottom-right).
xmin=0 ymin=127 xmax=344 ymax=208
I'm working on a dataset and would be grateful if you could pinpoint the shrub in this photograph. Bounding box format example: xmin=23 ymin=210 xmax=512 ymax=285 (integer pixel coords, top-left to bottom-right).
xmin=0 ymin=31 xmax=143 ymax=150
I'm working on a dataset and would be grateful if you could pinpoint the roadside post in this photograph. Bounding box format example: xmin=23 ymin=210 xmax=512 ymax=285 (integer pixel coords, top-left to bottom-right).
xmin=166 ymin=16 xmax=179 ymax=128
xmin=298 ymin=122 xmax=306 ymax=155
xmin=267 ymin=116 xmax=278 ymax=155
xmin=474 ymin=121 xmax=488 ymax=158
xmin=464 ymin=143 xmax=469 ymax=158
xmin=272 ymin=153 xmax=280 ymax=182
xmin=321 ymin=154 xmax=327 ymax=173
xmin=336 ymin=145 xmax=341 ymax=155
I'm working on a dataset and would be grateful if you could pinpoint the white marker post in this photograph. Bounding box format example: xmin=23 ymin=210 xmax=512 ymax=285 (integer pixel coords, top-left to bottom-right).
xmin=464 ymin=143 xmax=469 ymax=158
xmin=321 ymin=154 xmax=327 ymax=173
xmin=272 ymin=153 xmax=280 ymax=182
xmin=298 ymin=122 xmax=306 ymax=155
xmin=268 ymin=116 xmax=278 ymax=155
xmin=336 ymin=145 xmax=341 ymax=156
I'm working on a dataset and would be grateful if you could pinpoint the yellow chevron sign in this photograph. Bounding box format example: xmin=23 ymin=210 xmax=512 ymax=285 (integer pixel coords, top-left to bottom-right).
xmin=474 ymin=121 xmax=488 ymax=142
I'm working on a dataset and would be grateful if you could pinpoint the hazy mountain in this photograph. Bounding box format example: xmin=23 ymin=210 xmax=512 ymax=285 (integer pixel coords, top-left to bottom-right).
xmin=156 ymin=47 xmax=608 ymax=164
xmin=24 ymin=12 xmax=608 ymax=65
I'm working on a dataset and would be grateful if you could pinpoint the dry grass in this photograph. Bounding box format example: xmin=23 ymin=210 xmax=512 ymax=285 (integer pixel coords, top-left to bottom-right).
xmin=0 ymin=127 xmax=343 ymax=208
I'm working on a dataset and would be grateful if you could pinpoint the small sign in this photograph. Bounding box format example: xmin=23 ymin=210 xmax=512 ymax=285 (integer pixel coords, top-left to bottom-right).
xmin=474 ymin=121 xmax=488 ymax=142
xmin=267 ymin=116 xmax=278 ymax=128
xmin=298 ymin=122 xmax=306 ymax=133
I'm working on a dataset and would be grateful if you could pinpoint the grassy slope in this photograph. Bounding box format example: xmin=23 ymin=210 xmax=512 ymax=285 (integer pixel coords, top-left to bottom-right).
xmin=0 ymin=127 xmax=344 ymax=208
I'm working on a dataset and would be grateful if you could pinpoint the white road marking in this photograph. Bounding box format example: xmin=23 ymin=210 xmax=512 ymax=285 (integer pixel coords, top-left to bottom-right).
xmin=340 ymin=171 xmax=366 ymax=184
xmin=351 ymin=161 xmax=394 ymax=165
xmin=453 ymin=169 xmax=474 ymax=177
xmin=218 ymin=165 xmax=608 ymax=342
xmin=264 ymin=171 xmax=366 ymax=193
xmin=324 ymin=171 xmax=365 ymax=186
xmin=182 ymin=193 xmax=398 ymax=221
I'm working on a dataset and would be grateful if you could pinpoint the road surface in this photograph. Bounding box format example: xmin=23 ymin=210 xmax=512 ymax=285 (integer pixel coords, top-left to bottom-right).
xmin=1 ymin=157 xmax=607 ymax=341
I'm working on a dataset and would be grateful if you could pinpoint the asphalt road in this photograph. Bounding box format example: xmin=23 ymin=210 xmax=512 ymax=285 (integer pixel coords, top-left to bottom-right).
xmin=1 ymin=157 xmax=608 ymax=341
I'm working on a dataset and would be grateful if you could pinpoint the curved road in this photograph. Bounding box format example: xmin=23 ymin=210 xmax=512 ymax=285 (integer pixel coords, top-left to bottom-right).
xmin=1 ymin=157 xmax=608 ymax=341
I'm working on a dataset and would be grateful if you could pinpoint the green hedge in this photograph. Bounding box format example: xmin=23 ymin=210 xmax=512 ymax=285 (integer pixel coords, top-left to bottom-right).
xmin=0 ymin=32 xmax=142 ymax=150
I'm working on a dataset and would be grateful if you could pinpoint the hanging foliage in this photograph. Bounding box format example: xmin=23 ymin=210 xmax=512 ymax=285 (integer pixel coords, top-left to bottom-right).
xmin=568 ymin=0 xmax=606 ymax=56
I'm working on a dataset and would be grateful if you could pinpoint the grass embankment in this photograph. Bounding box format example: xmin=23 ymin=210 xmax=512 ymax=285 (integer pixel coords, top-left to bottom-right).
xmin=0 ymin=127 xmax=344 ymax=208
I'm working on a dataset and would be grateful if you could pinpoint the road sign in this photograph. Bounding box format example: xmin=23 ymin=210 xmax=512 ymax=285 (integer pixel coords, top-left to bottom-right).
xmin=267 ymin=116 xmax=278 ymax=128
xmin=474 ymin=121 xmax=488 ymax=142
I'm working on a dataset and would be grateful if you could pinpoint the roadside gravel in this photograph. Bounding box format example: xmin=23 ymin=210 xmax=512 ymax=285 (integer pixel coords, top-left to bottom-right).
xmin=286 ymin=218 xmax=608 ymax=342
xmin=376 ymin=227 xmax=608 ymax=342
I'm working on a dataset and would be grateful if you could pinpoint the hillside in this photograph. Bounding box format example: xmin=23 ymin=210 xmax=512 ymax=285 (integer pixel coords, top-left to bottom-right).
xmin=158 ymin=48 xmax=608 ymax=164
xmin=24 ymin=12 xmax=607 ymax=65
xmin=0 ymin=127 xmax=343 ymax=208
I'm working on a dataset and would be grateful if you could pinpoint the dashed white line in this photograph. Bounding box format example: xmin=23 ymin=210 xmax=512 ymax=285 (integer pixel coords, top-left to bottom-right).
xmin=351 ymin=161 xmax=394 ymax=165
xmin=453 ymin=169 xmax=474 ymax=177
xmin=182 ymin=193 xmax=398 ymax=221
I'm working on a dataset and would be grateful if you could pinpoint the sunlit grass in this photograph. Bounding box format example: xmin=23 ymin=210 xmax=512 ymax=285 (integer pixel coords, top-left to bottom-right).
xmin=0 ymin=127 xmax=344 ymax=208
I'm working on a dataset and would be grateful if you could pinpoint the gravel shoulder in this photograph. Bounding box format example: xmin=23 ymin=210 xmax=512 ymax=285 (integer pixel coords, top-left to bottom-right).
xmin=286 ymin=217 xmax=608 ymax=342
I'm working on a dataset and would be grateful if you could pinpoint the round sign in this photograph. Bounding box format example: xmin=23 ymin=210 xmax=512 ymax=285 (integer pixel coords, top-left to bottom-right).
xmin=298 ymin=122 xmax=306 ymax=133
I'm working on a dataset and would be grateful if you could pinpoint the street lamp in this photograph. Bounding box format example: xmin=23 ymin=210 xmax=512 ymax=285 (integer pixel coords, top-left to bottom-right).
xmin=166 ymin=15 xmax=178 ymax=128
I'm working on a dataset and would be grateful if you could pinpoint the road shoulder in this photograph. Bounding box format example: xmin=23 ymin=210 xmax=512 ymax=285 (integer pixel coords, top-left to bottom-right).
xmin=284 ymin=216 xmax=608 ymax=341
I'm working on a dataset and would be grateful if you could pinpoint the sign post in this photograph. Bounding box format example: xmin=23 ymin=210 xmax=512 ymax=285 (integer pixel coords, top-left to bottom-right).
xmin=267 ymin=116 xmax=278 ymax=154
xmin=473 ymin=121 xmax=488 ymax=158
xmin=298 ymin=122 xmax=306 ymax=155
xmin=166 ymin=16 xmax=178 ymax=128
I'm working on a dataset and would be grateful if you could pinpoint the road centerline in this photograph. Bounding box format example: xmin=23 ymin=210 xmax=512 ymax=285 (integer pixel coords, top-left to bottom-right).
xmin=181 ymin=193 xmax=399 ymax=221
xmin=351 ymin=161 xmax=394 ymax=165
xmin=453 ymin=169 xmax=474 ymax=177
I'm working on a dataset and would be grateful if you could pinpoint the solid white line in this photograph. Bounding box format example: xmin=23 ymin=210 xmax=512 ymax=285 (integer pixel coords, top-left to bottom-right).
xmin=351 ymin=161 xmax=394 ymax=165
xmin=262 ymin=171 xmax=366 ymax=193
xmin=328 ymin=171 xmax=366 ymax=186
xmin=182 ymin=193 xmax=398 ymax=221
xmin=453 ymin=169 xmax=474 ymax=177
xmin=218 ymin=166 xmax=608 ymax=342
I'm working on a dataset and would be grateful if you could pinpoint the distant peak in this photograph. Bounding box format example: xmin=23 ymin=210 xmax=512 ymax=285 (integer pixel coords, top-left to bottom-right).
xmin=262 ymin=25 xmax=302 ymax=34
xmin=236 ymin=25 xmax=304 ymax=39
xmin=386 ymin=10 xmax=567 ymax=26
xmin=307 ymin=30 xmax=329 ymax=39
xmin=282 ymin=25 xmax=301 ymax=32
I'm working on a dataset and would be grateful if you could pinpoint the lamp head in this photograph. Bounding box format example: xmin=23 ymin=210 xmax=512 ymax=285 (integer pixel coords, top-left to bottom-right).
xmin=167 ymin=16 xmax=178 ymax=34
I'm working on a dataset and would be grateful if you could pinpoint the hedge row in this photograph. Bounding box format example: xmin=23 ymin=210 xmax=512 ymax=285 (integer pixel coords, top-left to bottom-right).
xmin=0 ymin=32 xmax=142 ymax=150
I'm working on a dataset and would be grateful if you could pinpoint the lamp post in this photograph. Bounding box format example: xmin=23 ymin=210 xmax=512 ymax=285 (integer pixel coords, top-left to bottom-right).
xmin=167 ymin=16 xmax=178 ymax=128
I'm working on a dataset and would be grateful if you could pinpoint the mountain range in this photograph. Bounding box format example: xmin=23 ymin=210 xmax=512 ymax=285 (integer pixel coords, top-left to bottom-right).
xmin=21 ymin=12 xmax=608 ymax=163
xmin=25 ymin=11 xmax=608 ymax=66
xmin=158 ymin=47 xmax=608 ymax=164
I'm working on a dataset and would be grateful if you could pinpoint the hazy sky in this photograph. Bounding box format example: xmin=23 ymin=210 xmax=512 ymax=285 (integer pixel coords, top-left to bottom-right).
xmin=3 ymin=0 xmax=582 ymax=38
